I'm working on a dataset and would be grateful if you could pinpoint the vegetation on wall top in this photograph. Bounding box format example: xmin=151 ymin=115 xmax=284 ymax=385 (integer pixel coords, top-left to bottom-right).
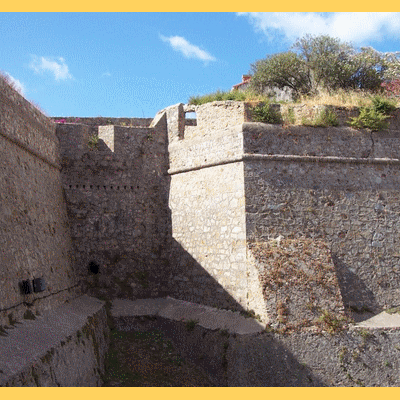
xmin=250 ymin=34 xmax=400 ymax=99
xmin=188 ymin=34 xmax=400 ymax=111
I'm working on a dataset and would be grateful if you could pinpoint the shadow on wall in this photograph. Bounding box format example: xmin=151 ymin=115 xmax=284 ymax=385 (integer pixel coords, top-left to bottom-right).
xmin=227 ymin=331 xmax=326 ymax=386
xmin=164 ymin=238 xmax=248 ymax=312
xmin=96 ymin=138 xmax=113 ymax=152
xmin=59 ymin=119 xmax=249 ymax=316
xmin=332 ymin=254 xmax=378 ymax=321
xmin=82 ymin=115 xmax=328 ymax=386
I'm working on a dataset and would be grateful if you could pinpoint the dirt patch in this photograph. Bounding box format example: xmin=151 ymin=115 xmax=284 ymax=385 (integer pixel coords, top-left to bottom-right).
xmin=102 ymin=324 xmax=214 ymax=386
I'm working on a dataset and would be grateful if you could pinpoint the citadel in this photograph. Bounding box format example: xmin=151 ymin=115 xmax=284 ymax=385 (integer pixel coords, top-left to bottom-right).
xmin=1 ymin=76 xmax=400 ymax=386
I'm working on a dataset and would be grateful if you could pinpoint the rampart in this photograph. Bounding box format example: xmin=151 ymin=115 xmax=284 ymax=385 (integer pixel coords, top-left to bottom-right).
xmin=2 ymin=79 xmax=400 ymax=386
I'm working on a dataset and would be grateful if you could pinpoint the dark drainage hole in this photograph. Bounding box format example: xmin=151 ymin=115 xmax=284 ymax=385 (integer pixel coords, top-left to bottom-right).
xmin=88 ymin=261 xmax=100 ymax=274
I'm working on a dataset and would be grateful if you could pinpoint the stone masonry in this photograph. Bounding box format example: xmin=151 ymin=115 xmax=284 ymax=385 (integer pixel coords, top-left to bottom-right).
xmin=0 ymin=77 xmax=80 ymax=328
xmin=3 ymin=73 xmax=400 ymax=386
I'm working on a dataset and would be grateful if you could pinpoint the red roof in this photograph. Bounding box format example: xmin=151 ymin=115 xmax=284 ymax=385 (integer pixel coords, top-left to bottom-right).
xmin=232 ymin=75 xmax=251 ymax=90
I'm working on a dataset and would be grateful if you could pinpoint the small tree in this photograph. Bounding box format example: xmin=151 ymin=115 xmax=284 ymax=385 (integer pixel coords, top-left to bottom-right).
xmin=250 ymin=52 xmax=312 ymax=98
xmin=292 ymin=34 xmax=356 ymax=92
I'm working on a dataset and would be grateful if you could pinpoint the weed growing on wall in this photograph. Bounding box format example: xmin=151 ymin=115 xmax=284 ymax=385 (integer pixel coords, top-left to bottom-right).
xmin=276 ymin=301 xmax=289 ymax=323
xmin=350 ymin=107 xmax=390 ymax=131
xmin=385 ymin=306 xmax=400 ymax=314
xmin=184 ymin=319 xmax=198 ymax=331
xmin=349 ymin=95 xmax=397 ymax=131
xmin=0 ymin=326 xmax=8 ymax=336
xmin=8 ymin=313 xmax=19 ymax=326
xmin=88 ymin=135 xmax=99 ymax=150
xmin=357 ymin=328 xmax=373 ymax=343
xmin=301 ymin=108 xmax=339 ymax=127
xmin=372 ymin=95 xmax=397 ymax=114
xmin=251 ymin=102 xmax=282 ymax=124
xmin=23 ymin=310 xmax=36 ymax=320
xmin=317 ymin=310 xmax=348 ymax=334
xmin=240 ymin=309 xmax=262 ymax=322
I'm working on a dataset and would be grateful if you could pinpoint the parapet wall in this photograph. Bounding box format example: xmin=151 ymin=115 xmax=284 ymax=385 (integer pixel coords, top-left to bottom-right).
xmin=0 ymin=78 xmax=80 ymax=327
xmin=242 ymin=122 xmax=400 ymax=159
xmin=1 ymin=79 xmax=59 ymax=167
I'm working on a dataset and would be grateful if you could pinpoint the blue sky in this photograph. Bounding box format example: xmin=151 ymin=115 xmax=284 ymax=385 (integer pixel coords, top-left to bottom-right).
xmin=1 ymin=12 xmax=400 ymax=118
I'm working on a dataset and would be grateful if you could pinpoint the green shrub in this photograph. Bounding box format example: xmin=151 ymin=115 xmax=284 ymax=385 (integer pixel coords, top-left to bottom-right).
xmin=251 ymin=102 xmax=282 ymax=124
xmin=8 ymin=313 xmax=19 ymax=326
xmin=385 ymin=306 xmax=400 ymax=314
xmin=220 ymin=329 xmax=229 ymax=337
xmin=133 ymin=271 xmax=149 ymax=288
xmin=349 ymin=94 xmax=396 ymax=131
xmin=349 ymin=106 xmax=390 ymax=131
xmin=372 ymin=95 xmax=397 ymax=114
xmin=358 ymin=328 xmax=372 ymax=341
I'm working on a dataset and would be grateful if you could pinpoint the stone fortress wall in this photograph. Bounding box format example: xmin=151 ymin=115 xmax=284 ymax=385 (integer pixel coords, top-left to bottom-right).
xmin=241 ymin=113 xmax=400 ymax=317
xmin=2 ymin=74 xmax=400 ymax=385
xmin=167 ymin=100 xmax=400 ymax=323
xmin=0 ymin=77 xmax=80 ymax=328
xmin=56 ymin=115 xmax=172 ymax=301
xmin=55 ymin=103 xmax=263 ymax=316
xmin=57 ymin=99 xmax=400 ymax=324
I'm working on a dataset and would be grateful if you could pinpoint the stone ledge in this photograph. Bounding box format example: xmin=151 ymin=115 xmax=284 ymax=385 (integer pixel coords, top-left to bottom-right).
xmin=111 ymin=297 xmax=265 ymax=335
xmin=168 ymin=153 xmax=400 ymax=175
xmin=0 ymin=295 xmax=109 ymax=387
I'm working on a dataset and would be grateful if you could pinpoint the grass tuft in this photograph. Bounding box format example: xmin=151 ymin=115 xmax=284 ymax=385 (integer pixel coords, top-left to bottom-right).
xmin=301 ymin=108 xmax=339 ymax=127
xmin=185 ymin=319 xmax=198 ymax=331
xmin=250 ymin=102 xmax=282 ymax=124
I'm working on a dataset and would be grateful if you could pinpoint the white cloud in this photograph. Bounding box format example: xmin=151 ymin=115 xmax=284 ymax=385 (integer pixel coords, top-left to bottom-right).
xmin=237 ymin=12 xmax=400 ymax=45
xmin=102 ymin=71 xmax=111 ymax=77
xmin=3 ymin=72 xmax=25 ymax=95
xmin=160 ymin=35 xmax=216 ymax=64
xmin=29 ymin=55 xmax=73 ymax=80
